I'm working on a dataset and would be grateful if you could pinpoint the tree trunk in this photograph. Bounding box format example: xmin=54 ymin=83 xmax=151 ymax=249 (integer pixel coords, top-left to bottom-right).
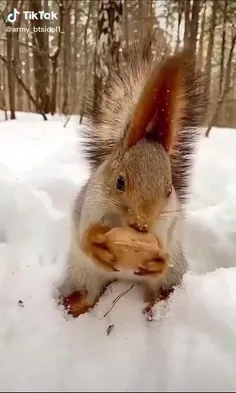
xmin=124 ymin=0 xmax=129 ymax=48
xmin=206 ymin=32 xmax=236 ymax=137
xmin=204 ymin=0 xmax=217 ymax=104
xmin=62 ymin=1 xmax=71 ymax=115
xmin=183 ymin=0 xmax=191 ymax=49
xmin=176 ymin=0 xmax=184 ymax=50
xmin=0 ymin=73 xmax=8 ymax=120
xmin=93 ymin=0 xmax=123 ymax=113
xmin=71 ymin=0 xmax=79 ymax=101
xmin=165 ymin=0 xmax=171 ymax=34
xmin=25 ymin=19 xmax=32 ymax=111
xmin=219 ymin=0 xmax=228 ymax=96
xmin=79 ymin=0 xmax=93 ymax=123
xmin=50 ymin=2 xmax=64 ymax=115
xmin=198 ymin=0 xmax=207 ymax=71
xmin=13 ymin=0 xmax=23 ymax=112
xmin=30 ymin=0 xmax=50 ymax=113
xmin=6 ymin=29 xmax=15 ymax=119
xmin=189 ymin=0 xmax=201 ymax=57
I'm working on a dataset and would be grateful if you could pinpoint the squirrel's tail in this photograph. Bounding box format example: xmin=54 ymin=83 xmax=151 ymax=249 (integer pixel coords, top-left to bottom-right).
xmin=80 ymin=31 xmax=208 ymax=203
xmin=80 ymin=31 xmax=165 ymax=167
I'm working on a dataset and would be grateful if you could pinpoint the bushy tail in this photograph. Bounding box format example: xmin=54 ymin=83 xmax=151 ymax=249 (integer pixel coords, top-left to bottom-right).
xmin=80 ymin=31 xmax=208 ymax=203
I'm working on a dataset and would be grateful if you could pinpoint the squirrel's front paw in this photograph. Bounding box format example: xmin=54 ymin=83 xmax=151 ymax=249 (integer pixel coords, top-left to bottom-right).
xmin=91 ymin=237 xmax=119 ymax=272
xmin=82 ymin=223 xmax=118 ymax=272
xmin=142 ymin=286 xmax=174 ymax=321
xmin=134 ymin=251 xmax=168 ymax=277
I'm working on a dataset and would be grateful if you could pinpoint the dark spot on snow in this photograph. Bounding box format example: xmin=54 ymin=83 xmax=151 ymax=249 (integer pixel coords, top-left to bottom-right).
xmin=106 ymin=324 xmax=114 ymax=336
xmin=18 ymin=300 xmax=24 ymax=308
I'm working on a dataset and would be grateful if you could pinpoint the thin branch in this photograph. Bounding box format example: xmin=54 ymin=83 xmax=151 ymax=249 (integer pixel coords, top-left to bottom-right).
xmin=63 ymin=63 xmax=93 ymax=127
xmin=68 ymin=0 xmax=75 ymax=10
xmin=0 ymin=7 xmax=8 ymax=26
xmin=216 ymin=1 xmax=236 ymax=30
xmin=0 ymin=54 xmax=47 ymax=120
xmin=103 ymin=285 xmax=134 ymax=318
xmin=0 ymin=38 xmax=53 ymax=59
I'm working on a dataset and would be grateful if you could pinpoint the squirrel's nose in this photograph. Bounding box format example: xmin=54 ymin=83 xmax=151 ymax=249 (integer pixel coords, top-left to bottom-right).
xmin=130 ymin=223 xmax=148 ymax=233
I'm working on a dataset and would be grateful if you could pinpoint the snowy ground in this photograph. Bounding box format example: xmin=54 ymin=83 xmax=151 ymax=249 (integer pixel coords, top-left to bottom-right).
xmin=0 ymin=112 xmax=236 ymax=392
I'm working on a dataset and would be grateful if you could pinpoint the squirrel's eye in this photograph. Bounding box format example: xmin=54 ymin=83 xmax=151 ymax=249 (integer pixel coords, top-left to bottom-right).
xmin=167 ymin=186 xmax=172 ymax=198
xmin=116 ymin=175 xmax=125 ymax=192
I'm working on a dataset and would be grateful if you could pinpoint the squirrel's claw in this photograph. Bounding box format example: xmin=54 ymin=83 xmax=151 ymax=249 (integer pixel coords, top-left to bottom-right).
xmin=91 ymin=242 xmax=119 ymax=272
xmin=134 ymin=257 xmax=167 ymax=277
xmin=82 ymin=223 xmax=119 ymax=272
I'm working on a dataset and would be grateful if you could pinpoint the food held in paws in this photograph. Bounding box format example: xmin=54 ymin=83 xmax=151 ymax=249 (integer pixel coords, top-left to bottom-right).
xmin=99 ymin=226 xmax=169 ymax=273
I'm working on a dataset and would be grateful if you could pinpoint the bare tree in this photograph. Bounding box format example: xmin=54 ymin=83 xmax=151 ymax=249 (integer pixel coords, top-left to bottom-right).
xmin=176 ymin=0 xmax=184 ymax=50
xmin=79 ymin=0 xmax=93 ymax=123
xmin=71 ymin=0 xmax=79 ymax=95
xmin=183 ymin=0 xmax=191 ymax=49
xmin=124 ymin=0 xmax=129 ymax=48
xmin=62 ymin=1 xmax=71 ymax=115
xmin=206 ymin=29 xmax=236 ymax=137
xmin=24 ymin=19 xmax=32 ymax=112
xmin=0 ymin=53 xmax=47 ymax=120
xmin=182 ymin=0 xmax=201 ymax=56
xmin=219 ymin=0 xmax=228 ymax=95
xmin=6 ymin=14 xmax=15 ymax=119
xmin=93 ymin=0 xmax=123 ymax=112
xmin=204 ymin=0 xmax=217 ymax=104
xmin=13 ymin=0 xmax=23 ymax=111
xmin=0 ymin=86 xmax=7 ymax=121
xmin=198 ymin=1 xmax=207 ymax=71
xmin=50 ymin=1 xmax=64 ymax=115
xmin=30 ymin=0 xmax=50 ymax=113
xmin=188 ymin=0 xmax=201 ymax=56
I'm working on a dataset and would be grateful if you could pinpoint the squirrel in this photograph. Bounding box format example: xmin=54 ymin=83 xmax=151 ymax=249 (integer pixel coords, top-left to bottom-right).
xmin=61 ymin=32 xmax=207 ymax=316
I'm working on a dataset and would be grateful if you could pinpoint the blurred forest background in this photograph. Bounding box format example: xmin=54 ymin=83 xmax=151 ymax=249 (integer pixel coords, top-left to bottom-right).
xmin=0 ymin=0 xmax=236 ymax=136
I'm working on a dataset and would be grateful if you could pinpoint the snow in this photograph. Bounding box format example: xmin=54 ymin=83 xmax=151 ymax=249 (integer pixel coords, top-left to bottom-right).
xmin=0 ymin=112 xmax=236 ymax=391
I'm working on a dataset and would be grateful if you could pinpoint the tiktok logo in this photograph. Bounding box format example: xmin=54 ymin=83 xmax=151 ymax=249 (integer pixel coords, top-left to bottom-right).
xmin=6 ymin=8 xmax=20 ymax=23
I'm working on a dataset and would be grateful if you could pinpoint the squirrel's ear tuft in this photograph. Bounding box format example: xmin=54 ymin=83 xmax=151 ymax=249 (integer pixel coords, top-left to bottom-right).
xmin=125 ymin=51 xmax=190 ymax=153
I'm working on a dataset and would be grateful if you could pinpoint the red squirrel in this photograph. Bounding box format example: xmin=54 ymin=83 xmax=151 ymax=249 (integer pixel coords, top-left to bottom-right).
xmin=61 ymin=33 xmax=207 ymax=316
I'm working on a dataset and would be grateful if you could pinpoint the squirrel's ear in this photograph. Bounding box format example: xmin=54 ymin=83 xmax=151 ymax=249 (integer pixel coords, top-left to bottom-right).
xmin=125 ymin=51 xmax=189 ymax=153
